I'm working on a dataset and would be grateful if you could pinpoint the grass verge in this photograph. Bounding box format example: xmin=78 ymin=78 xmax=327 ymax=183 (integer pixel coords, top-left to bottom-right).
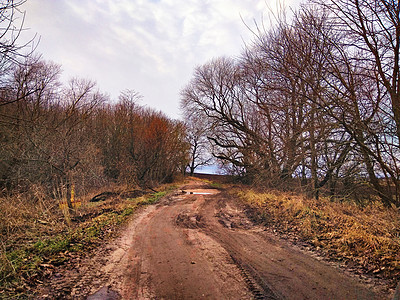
xmin=0 ymin=185 xmax=173 ymax=299
xmin=233 ymin=187 xmax=400 ymax=287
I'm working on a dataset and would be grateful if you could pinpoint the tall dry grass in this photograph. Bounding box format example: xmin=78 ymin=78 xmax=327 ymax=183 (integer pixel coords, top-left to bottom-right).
xmin=0 ymin=185 xmax=67 ymax=293
xmin=0 ymin=185 xmax=65 ymax=245
xmin=234 ymin=188 xmax=400 ymax=286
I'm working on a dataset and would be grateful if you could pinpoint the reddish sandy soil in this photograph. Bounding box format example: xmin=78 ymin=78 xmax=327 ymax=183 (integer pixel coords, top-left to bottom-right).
xmin=37 ymin=179 xmax=390 ymax=299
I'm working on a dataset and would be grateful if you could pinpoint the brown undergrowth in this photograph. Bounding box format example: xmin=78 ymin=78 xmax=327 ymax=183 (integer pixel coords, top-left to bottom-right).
xmin=0 ymin=183 xmax=177 ymax=299
xmin=233 ymin=187 xmax=400 ymax=288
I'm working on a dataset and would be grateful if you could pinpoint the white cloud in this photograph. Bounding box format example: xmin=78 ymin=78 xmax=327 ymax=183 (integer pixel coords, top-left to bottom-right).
xmin=19 ymin=0 xmax=302 ymax=118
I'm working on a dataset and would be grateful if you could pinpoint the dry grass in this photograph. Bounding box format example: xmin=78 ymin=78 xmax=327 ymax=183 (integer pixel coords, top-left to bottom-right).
xmin=0 ymin=181 xmax=180 ymax=298
xmin=233 ymin=187 xmax=400 ymax=286
xmin=0 ymin=186 xmax=68 ymax=297
xmin=0 ymin=184 xmax=66 ymax=246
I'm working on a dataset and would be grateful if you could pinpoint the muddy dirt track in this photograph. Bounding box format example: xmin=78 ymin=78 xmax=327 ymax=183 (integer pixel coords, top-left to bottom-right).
xmin=38 ymin=179 xmax=388 ymax=299
xmin=80 ymin=179 xmax=383 ymax=300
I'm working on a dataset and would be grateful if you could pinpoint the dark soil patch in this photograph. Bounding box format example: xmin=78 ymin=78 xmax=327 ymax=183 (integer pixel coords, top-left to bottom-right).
xmin=176 ymin=212 xmax=205 ymax=229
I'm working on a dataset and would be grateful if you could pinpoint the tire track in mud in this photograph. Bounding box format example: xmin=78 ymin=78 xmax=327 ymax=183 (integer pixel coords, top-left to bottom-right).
xmin=200 ymin=198 xmax=279 ymax=300
xmin=207 ymin=199 xmax=278 ymax=299
xmin=230 ymin=254 xmax=278 ymax=300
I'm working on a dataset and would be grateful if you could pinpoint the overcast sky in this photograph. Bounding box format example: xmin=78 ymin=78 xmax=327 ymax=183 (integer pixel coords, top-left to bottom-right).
xmin=20 ymin=0 xmax=301 ymax=119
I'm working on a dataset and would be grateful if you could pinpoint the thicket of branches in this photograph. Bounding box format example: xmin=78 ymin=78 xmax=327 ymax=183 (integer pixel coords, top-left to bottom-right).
xmin=181 ymin=0 xmax=400 ymax=206
xmin=0 ymin=57 xmax=188 ymax=204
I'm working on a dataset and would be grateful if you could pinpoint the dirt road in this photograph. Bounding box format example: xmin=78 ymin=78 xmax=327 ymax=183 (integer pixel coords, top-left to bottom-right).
xmin=80 ymin=180 xmax=384 ymax=300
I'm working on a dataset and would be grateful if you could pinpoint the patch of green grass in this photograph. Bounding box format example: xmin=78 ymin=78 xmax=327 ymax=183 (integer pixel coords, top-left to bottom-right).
xmin=145 ymin=191 xmax=167 ymax=204
xmin=121 ymin=207 xmax=134 ymax=216
xmin=165 ymin=184 xmax=178 ymax=191
xmin=199 ymin=179 xmax=223 ymax=189
xmin=210 ymin=182 xmax=222 ymax=189
xmin=33 ymin=237 xmax=71 ymax=255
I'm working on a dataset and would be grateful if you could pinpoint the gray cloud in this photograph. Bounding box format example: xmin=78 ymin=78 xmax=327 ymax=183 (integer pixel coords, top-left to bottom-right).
xmin=20 ymin=0 xmax=300 ymax=119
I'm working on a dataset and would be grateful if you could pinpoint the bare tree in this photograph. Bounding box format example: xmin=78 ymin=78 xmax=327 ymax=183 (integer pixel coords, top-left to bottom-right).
xmin=314 ymin=0 xmax=400 ymax=143
xmin=181 ymin=57 xmax=265 ymax=181
xmin=0 ymin=57 xmax=62 ymax=190
xmin=303 ymin=1 xmax=400 ymax=205
xmin=184 ymin=114 xmax=213 ymax=176
xmin=0 ymin=0 xmax=36 ymax=102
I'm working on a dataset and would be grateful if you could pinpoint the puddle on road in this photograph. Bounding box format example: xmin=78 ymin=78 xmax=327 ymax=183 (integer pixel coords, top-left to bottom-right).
xmin=181 ymin=189 xmax=220 ymax=195
xmin=190 ymin=192 xmax=213 ymax=195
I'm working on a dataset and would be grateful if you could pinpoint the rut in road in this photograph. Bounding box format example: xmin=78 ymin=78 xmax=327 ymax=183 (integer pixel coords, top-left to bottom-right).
xmin=94 ymin=180 xmax=383 ymax=299
xmin=230 ymin=254 xmax=277 ymax=300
